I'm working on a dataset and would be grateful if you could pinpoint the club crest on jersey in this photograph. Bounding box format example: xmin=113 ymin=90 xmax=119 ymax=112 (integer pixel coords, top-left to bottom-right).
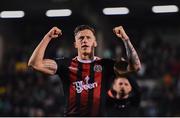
xmin=94 ymin=65 xmax=102 ymax=72
xmin=73 ymin=76 xmax=98 ymax=93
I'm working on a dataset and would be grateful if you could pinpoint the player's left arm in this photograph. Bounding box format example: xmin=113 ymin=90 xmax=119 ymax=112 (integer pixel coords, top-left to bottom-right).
xmin=113 ymin=26 xmax=141 ymax=74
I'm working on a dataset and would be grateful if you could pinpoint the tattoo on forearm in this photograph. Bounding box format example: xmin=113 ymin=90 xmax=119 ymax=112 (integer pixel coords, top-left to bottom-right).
xmin=123 ymin=40 xmax=141 ymax=70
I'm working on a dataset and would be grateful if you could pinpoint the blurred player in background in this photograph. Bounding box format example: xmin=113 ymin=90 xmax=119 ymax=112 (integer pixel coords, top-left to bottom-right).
xmin=28 ymin=25 xmax=141 ymax=116
xmin=106 ymin=72 xmax=141 ymax=116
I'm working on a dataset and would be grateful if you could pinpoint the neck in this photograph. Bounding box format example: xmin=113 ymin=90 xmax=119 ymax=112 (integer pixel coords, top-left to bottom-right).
xmin=80 ymin=54 xmax=93 ymax=60
xmin=78 ymin=52 xmax=94 ymax=60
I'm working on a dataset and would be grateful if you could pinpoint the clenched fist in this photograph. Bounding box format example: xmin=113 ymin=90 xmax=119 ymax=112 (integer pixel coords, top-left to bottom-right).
xmin=113 ymin=26 xmax=129 ymax=41
xmin=46 ymin=27 xmax=62 ymax=39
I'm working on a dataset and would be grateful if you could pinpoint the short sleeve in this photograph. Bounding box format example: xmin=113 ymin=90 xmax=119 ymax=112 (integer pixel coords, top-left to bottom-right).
xmin=54 ymin=57 xmax=71 ymax=76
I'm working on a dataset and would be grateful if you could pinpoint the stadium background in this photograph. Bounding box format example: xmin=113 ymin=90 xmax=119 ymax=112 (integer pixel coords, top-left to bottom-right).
xmin=0 ymin=0 xmax=180 ymax=116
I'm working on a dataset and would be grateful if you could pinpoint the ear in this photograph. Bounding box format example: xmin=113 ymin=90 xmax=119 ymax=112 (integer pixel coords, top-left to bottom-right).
xmin=93 ymin=40 xmax=97 ymax=47
xmin=74 ymin=42 xmax=78 ymax=48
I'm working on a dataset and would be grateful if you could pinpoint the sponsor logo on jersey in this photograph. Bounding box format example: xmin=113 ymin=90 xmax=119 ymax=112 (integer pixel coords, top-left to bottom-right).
xmin=73 ymin=76 xmax=98 ymax=93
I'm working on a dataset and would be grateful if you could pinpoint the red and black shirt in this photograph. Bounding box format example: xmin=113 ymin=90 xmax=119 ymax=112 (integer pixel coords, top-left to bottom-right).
xmin=55 ymin=56 xmax=115 ymax=116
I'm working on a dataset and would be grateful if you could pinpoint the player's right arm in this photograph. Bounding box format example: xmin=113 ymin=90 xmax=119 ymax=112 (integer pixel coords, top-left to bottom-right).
xmin=28 ymin=27 xmax=62 ymax=75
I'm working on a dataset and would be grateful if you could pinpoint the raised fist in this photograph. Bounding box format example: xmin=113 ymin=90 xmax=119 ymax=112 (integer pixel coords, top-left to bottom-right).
xmin=47 ymin=27 xmax=62 ymax=39
xmin=113 ymin=26 xmax=129 ymax=40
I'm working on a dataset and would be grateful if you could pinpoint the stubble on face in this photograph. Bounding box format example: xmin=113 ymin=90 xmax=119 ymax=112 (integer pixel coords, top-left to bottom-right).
xmin=75 ymin=30 xmax=96 ymax=59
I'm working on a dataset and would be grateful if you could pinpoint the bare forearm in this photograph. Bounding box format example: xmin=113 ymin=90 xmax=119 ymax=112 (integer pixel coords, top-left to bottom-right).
xmin=28 ymin=27 xmax=61 ymax=75
xmin=123 ymin=39 xmax=141 ymax=71
xmin=28 ymin=27 xmax=61 ymax=67
xmin=28 ymin=35 xmax=51 ymax=66
xmin=113 ymin=26 xmax=141 ymax=73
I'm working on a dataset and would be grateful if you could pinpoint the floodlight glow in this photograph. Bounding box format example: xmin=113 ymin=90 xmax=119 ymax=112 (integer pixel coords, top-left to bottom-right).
xmin=152 ymin=5 xmax=179 ymax=13
xmin=103 ymin=7 xmax=129 ymax=15
xmin=46 ymin=9 xmax=72 ymax=17
xmin=0 ymin=11 xmax=25 ymax=18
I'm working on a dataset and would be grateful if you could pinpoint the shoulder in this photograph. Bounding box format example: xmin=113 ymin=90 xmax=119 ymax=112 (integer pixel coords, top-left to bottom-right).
xmin=95 ymin=56 xmax=115 ymax=62
xmin=54 ymin=57 xmax=73 ymax=66
xmin=54 ymin=56 xmax=72 ymax=61
xmin=99 ymin=58 xmax=115 ymax=65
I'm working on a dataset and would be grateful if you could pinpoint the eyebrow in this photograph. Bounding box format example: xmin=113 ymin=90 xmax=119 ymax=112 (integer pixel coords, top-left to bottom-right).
xmin=78 ymin=35 xmax=91 ymax=39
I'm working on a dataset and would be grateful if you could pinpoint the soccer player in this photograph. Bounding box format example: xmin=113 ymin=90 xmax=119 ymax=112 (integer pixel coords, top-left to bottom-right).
xmin=28 ymin=25 xmax=141 ymax=116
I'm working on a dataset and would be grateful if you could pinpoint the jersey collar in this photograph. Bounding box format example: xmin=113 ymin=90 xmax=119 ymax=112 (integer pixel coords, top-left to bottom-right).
xmin=77 ymin=56 xmax=98 ymax=63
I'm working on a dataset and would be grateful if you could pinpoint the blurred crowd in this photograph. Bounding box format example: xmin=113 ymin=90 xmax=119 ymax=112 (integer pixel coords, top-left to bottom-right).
xmin=0 ymin=26 xmax=180 ymax=116
xmin=0 ymin=71 xmax=65 ymax=116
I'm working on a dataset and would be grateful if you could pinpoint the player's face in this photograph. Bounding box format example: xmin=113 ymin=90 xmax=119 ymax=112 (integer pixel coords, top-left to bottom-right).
xmin=74 ymin=29 xmax=97 ymax=55
xmin=113 ymin=77 xmax=132 ymax=98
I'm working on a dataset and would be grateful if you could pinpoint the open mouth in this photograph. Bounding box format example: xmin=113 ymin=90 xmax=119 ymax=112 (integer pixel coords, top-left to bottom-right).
xmin=81 ymin=45 xmax=89 ymax=48
xmin=120 ymin=89 xmax=125 ymax=96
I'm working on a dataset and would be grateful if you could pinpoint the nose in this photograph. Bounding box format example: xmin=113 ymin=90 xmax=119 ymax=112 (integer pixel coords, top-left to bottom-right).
xmin=119 ymin=83 xmax=125 ymax=89
xmin=82 ymin=37 xmax=88 ymax=43
xmin=121 ymin=85 xmax=125 ymax=89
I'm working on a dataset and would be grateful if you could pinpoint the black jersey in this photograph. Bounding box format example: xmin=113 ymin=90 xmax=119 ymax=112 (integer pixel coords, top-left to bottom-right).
xmin=105 ymin=76 xmax=141 ymax=116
